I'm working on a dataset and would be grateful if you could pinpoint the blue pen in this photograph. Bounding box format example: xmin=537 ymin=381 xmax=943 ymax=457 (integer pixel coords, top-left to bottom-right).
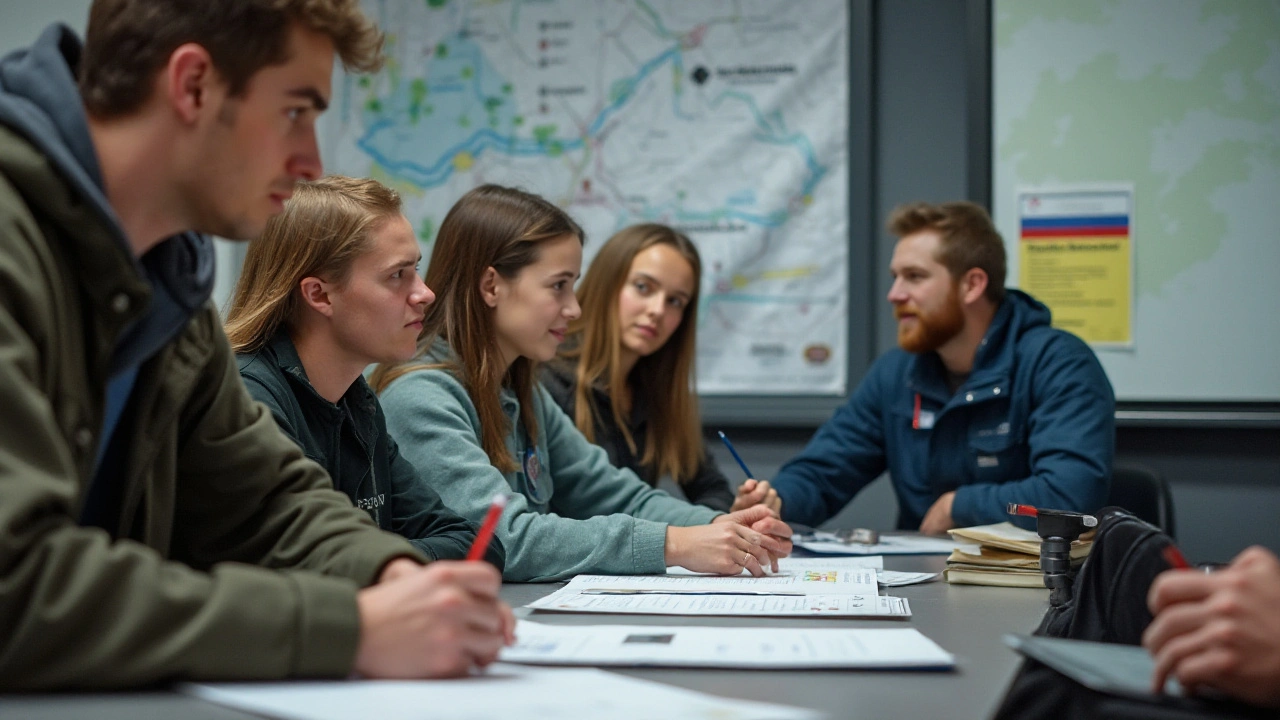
xmin=718 ymin=431 xmax=777 ymax=575
xmin=717 ymin=431 xmax=754 ymax=478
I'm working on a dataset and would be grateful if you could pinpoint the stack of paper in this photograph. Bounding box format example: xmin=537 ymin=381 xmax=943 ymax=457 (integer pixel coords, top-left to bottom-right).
xmin=943 ymin=522 xmax=1093 ymax=588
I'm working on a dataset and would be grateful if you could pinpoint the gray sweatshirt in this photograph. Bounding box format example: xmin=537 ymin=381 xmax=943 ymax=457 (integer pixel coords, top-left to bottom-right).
xmin=379 ymin=342 xmax=721 ymax=581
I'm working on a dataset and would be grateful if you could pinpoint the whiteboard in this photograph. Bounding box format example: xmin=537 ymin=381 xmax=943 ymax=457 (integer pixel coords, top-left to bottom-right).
xmin=991 ymin=0 xmax=1280 ymax=402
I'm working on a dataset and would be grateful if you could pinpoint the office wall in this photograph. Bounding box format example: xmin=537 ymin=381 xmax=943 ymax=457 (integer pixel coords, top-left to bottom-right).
xmin=0 ymin=0 xmax=89 ymax=52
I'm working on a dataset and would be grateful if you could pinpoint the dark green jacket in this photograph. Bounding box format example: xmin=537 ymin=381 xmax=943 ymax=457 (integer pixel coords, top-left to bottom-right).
xmin=237 ymin=332 xmax=505 ymax=568
xmin=0 ymin=27 xmax=422 ymax=690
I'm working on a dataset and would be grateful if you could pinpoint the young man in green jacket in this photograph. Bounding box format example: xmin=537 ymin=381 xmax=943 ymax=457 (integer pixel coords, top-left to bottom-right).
xmin=0 ymin=0 xmax=510 ymax=690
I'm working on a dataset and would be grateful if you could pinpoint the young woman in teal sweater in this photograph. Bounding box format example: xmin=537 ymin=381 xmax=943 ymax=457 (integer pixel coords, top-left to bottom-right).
xmin=372 ymin=185 xmax=792 ymax=582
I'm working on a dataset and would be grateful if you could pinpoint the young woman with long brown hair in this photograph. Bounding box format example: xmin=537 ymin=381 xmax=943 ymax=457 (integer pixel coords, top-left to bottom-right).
xmin=371 ymin=184 xmax=792 ymax=582
xmin=540 ymin=224 xmax=780 ymax=513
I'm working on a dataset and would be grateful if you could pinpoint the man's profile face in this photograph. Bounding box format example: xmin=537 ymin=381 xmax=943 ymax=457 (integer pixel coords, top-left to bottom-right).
xmin=887 ymin=230 xmax=965 ymax=354
xmin=185 ymin=23 xmax=332 ymax=239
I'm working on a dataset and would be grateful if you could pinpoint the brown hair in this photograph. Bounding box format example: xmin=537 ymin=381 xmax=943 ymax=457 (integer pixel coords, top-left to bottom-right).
xmin=224 ymin=175 xmax=402 ymax=353
xmin=370 ymin=185 xmax=584 ymax=473
xmin=887 ymin=201 xmax=1007 ymax=303
xmin=80 ymin=0 xmax=385 ymax=118
xmin=559 ymin=224 xmax=703 ymax=484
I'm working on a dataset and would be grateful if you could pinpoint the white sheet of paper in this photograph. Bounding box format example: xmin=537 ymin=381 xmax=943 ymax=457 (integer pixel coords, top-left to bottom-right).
xmin=502 ymin=620 xmax=954 ymax=670
xmin=562 ymin=568 xmax=879 ymax=597
xmin=876 ymin=570 xmax=940 ymax=587
xmin=779 ymin=556 xmax=885 ymax=569
xmin=797 ymin=532 xmax=978 ymax=556
xmin=181 ymin=664 xmax=822 ymax=720
xmin=663 ymin=558 xmax=932 ymax=587
xmin=664 ymin=555 xmax=885 ymax=577
xmin=527 ymin=586 xmax=911 ymax=617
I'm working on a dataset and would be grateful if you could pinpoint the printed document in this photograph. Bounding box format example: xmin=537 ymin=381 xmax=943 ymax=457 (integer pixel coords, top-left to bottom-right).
xmin=527 ymin=587 xmax=911 ymax=617
xmin=664 ymin=555 xmax=884 ymax=576
xmin=662 ymin=559 xmax=935 ymax=588
xmin=502 ymin=620 xmax=954 ymax=670
xmin=764 ymin=557 xmax=937 ymax=587
xmin=182 ymin=664 xmax=822 ymax=720
xmin=561 ymin=568 xmax=879 ymax=597
xmin=797 ymin=532 xmax=977 ymax=556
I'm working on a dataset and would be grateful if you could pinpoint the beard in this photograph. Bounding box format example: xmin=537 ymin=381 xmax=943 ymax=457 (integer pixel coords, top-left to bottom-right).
xmin=896 ymin=289 xmax=965 ymax=354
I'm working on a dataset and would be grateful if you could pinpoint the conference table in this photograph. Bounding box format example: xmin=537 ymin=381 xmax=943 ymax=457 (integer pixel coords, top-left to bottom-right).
xmin=1 ymin=554 xmax=1050 ymax=720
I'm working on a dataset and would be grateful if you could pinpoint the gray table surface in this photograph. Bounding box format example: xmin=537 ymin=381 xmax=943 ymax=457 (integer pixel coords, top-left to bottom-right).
xmin=0 ymin=554 xmax=1049 ymax=720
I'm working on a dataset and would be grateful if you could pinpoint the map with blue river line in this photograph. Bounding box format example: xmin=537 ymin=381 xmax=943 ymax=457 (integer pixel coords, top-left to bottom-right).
xmin=320 ymin=0 xmax=849 ymax=394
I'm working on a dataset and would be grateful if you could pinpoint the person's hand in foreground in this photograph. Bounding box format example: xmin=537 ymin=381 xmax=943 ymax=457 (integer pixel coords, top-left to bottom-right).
xmin=1144 ymin=545 xmax=1280 ymax=708
xmin=354 ymin=559 xmax=514 ymax=678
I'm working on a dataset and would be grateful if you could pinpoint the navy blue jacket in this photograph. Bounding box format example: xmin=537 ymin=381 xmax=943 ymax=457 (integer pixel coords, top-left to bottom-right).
xmin=238 ymin=332 xmax=504 ymax=567
xmin=772 ymin=290 xmax=1114 ymax=530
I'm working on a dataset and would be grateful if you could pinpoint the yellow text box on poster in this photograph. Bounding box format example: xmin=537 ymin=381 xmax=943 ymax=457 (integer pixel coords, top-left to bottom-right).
xmin=1020 ymin=236 xmax=1131 ymax=344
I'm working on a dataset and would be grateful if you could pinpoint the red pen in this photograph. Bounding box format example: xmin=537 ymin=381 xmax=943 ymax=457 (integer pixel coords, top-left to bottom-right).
xmin=1162 ymin=544 xmax=1191 ymax=570
xmin=466 ymin=493 xmax=508 ymax=561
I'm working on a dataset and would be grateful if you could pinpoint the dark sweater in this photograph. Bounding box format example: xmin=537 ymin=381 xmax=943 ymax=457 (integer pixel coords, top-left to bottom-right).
xmin=238 ymin=332 xmax=505 ymax=568
xmin=540 ymin=360 xmax=734 ymax=512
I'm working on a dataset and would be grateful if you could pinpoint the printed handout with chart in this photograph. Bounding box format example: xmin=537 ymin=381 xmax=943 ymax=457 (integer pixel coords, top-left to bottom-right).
xmin=526 ymin=589 xmax=910 ymax=617
xmin=666 ymin=556 xmax=938 ymax=588
xmin=501 ymin=620 xmax=955 ymax=670
xmin=560 ymin=568 xmax=880 ymax=596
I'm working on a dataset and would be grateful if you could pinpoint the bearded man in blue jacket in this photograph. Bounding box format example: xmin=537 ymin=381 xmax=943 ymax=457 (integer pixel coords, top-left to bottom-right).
xmin=751 ymin=201 xmax=1114 ymax=535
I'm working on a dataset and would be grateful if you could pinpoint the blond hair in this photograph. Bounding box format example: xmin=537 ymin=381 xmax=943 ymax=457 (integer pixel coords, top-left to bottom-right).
xmin=224 ymin=175 xmax=402 ymax=353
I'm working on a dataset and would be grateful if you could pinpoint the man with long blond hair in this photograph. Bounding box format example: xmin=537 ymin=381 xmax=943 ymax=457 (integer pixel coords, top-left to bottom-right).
xmin=0 ymin=0 xmax=501 ymax=689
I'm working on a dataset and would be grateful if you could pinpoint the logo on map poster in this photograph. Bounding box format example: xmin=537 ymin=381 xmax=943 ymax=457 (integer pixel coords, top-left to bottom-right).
xmin=803 ymin=344 xmax=832 ymax=365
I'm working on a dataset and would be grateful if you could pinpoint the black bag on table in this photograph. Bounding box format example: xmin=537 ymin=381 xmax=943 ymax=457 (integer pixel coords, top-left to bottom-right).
xmin=992 ymin=507 xmax=1273 ymax=720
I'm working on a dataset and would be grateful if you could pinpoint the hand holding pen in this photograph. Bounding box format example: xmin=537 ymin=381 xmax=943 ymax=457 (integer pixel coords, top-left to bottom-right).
xmin=1143 ymin=544 xmax=1280 ymax=707
xmin=350 ymin=494 xmax=514 ymax=679
xmin=718 ymin=431 xmax=781 ymax=514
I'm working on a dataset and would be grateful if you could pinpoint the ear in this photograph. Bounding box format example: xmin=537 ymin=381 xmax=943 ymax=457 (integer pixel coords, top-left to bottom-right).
xmin=959 ymin=267 xmax=989 ymax=305
xmin=299 ymin=276 xmax=335 ymax=318
xmin=479 ymin=266 xmax=502 ymax=308
xmin=165 ymin=43 xmax=220 ymax=124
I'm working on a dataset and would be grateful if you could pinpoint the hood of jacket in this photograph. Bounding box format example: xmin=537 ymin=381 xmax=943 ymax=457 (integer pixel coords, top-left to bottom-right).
xmin=968 ymin=288 xmax=1052 ymax=379
xmin=0 ymin=24 xmax=213 ymax=373
xmin=908 ymin=288 xmax=1053 ymax=396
